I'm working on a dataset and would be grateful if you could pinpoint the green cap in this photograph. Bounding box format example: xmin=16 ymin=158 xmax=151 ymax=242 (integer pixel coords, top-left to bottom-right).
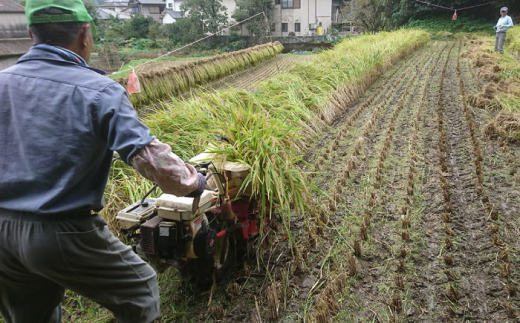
xmin=25 ymin=0 xmax=93 ymax=26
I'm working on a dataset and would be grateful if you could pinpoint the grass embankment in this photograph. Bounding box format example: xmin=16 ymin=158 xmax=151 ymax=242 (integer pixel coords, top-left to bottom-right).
xmin=462 ymin=28 xmax=520 ymax=140
xmin=113 ymin=42 xmax=284 ymax=108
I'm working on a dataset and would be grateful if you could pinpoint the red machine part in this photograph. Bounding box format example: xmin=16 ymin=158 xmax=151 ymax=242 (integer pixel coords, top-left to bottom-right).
xmin=209 ymin=198 xmax=260 ymax=240
xmin=232 ymin=202 xmax=258 ymax=240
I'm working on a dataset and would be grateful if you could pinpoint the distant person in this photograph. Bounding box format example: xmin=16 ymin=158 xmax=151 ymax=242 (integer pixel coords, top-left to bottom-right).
xmin=494 ymin=7 xmax=514 ymax=54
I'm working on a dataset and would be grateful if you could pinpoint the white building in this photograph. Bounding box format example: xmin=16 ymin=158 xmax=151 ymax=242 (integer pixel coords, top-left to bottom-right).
xmin=165 ymin=0 xmax=186 ymax=11
xmin=222 ymin=0 xmax=237 ymax=19
xmin=271 ymin=0 xmax=333 ymax=37
xmin=162 ymin=9 xmax=184 ymax=24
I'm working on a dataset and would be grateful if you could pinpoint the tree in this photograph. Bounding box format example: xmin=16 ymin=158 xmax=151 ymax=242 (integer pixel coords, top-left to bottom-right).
xmin=179 ymin=0 xmax=228 ymax=34
xmin=148 ymin=22 xmax=160 ymax=47
xmin=353 ymin=0 xmax=392 ymax=33
xmin=232 ymin=0 xmax=273 ymax=37
xmin=122 ymin=14 xmax=155 ymax=39
xmin=165 ymin=17 xmax=204 ymax=44
xmin=390 ymin=0 xmax=520 ymax=26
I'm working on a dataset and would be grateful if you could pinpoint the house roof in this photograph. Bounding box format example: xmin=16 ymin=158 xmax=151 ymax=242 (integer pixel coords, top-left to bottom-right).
xmin=99 ymin=2 xmax=129 ymax=8
xmin=97 ymin=8 xmax=131 ymax=19
xmin=164 ymin=9 xmax=183 ymax=19
xmin=0 ymin=0 xmax=25 ymax=13
xmin=0 ymin=38 xmax=32 ymax=56
xmin=137 ymin=0 xmax=165 ymax=4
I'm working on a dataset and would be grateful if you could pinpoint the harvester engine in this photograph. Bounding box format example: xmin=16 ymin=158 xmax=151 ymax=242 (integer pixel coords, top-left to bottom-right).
xmin=116 ymin=156 xmax=260 ymax=281
xmin=118 ymin=189 xmax=219 ymax=268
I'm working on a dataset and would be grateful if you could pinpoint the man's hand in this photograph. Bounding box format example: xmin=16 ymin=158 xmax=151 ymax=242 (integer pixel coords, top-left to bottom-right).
xmin=186 ymin=173 xmax=206 ymax=197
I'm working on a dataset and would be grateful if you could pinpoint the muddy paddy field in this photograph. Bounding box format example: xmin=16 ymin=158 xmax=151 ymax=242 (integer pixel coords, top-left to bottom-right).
xmin=216 ymin=40 xmax=520 ymax=322
xmin=54 ymin=35 xmax=520 ymax=323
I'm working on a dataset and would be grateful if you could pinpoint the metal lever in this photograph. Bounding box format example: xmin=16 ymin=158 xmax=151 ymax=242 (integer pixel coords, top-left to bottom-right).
xmin=191 ymin=195 xmax=201 ymax=215
xmin=140 ymin=183 xmax=158 ymax=207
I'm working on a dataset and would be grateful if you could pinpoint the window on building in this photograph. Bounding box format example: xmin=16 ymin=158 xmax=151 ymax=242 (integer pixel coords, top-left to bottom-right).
xmin=282 ymin=0 xmax=300 ymax=8
xmin=295 ymin=23 xmax=301 ymax=32
xmin=275 ymin=0 xmax=281 ymax=4
xmin=168 ymin=3 xmax=173 ymax=8
xmin=282 ymin=23 xmax=288 ymax=32
xmin=271 ymin=23 xmax=276 ymax=32
xmin=149 ymin=6 xmax=160 ymax=14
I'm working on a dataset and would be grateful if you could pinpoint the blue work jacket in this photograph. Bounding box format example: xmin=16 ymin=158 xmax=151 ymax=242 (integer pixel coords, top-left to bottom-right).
xmin=0 ymin=47 xmax=153 ymax=214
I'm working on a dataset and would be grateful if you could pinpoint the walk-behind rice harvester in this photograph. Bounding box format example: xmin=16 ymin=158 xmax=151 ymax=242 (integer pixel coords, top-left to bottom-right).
xmin=116 ymin=151 xmax=261 ymax=284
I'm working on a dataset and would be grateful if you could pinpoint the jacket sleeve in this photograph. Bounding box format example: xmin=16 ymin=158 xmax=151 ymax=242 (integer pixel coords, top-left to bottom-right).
xmin=506 ymin=17 xmax=514 ymax=30
xmin=94 ymin=83 xmax=198 ymax=196
xmin=94 ymin=83 xmax=154 ymax=164
xmin=130 ymin=139 xmax=199 ymax=196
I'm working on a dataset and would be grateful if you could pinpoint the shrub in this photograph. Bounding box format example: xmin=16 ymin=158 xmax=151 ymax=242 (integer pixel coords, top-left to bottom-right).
xmin=406 ymin=16 xmax=494 ymax=35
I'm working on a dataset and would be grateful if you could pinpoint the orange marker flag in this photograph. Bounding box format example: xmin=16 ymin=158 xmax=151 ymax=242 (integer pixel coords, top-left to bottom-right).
xmin=452 ymin=10 xmax=457 ymax=20
xmin=127 ymin=70 xmax=141 ymax=94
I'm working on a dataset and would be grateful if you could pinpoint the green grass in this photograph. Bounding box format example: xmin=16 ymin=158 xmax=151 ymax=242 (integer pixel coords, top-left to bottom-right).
xmin=506 ymin=26 xmax=520 ymax=53
xmin=497 ymin=94 xmax=520 ymax=112
xmin=405 ymin=16 xmax=495 ymax=35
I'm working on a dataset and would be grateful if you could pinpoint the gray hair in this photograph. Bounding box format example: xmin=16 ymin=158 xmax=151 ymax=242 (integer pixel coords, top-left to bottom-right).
xmin=29 ymin=8 xmax=89 ymax=45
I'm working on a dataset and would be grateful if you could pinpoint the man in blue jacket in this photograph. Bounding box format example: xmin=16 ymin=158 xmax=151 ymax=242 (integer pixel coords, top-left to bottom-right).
xmin=0 ymin=0 xmax=206 ymax=322
xmin=495 ymin=7 xmax=514 ymax=54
